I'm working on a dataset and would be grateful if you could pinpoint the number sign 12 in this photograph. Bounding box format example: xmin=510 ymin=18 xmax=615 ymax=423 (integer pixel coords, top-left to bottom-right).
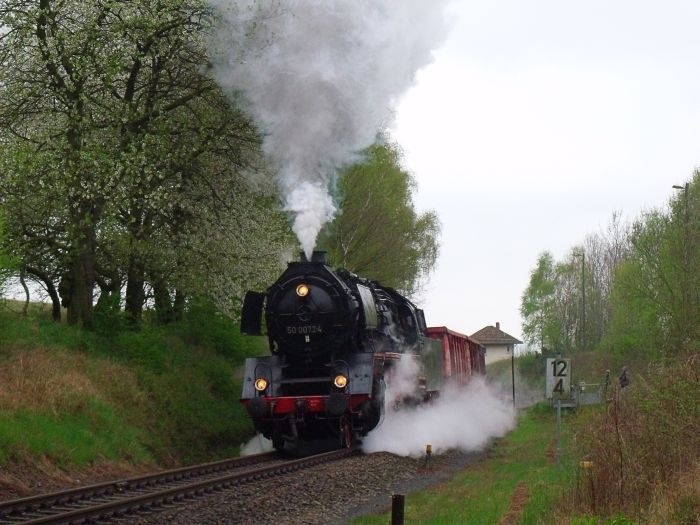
xmin=546 ymin=358 xmax=571 ymax=399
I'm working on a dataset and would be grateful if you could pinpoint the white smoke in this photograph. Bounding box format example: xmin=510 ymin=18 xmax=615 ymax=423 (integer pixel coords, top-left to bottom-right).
xmin=239 ymin=433 xmax=274 ymax=456
xmin=282 ymin=181 xmax=336 ymax=254
xmin=362 ymin=377 xmax=516 ymax=457
xmin=385 ymin=354 xmax=422 ymax=402
xmin=207 ymin=1 xmax=451 ymax=257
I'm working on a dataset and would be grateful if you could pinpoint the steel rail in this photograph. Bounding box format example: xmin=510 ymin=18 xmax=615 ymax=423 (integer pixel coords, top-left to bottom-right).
xmin=1 ymin=448 xmax=354 ymax=524
xmin=0 ymin=451 xmax=277 ymax=524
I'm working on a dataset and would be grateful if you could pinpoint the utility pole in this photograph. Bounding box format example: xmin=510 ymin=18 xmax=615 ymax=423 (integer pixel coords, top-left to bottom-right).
xmin=511 ymin=345 xmax=515 ymax=407
xmin=574 ymin=250 xmax=585 ymax=350
xmin=581 ymin=251 xmax=585 ymax=350
xmin=673 ymin=183 xmax=690 ymax=329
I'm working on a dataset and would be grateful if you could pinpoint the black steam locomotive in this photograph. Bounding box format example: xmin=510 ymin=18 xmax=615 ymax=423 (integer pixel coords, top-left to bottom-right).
xmin=239 ymin=251 xmax=433 ymax=455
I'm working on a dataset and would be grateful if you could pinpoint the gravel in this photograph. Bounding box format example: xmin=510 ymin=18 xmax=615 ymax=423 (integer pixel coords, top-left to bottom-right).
xmin=132 ymin=449 xmax=486 ymax=525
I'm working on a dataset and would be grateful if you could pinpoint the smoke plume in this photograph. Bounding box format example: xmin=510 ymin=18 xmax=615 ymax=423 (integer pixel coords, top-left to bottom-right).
xmin=207 ymin=1 xmax=450 ymax=257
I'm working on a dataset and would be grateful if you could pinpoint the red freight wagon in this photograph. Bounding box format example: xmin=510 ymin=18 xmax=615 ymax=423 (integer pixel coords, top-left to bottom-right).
xmin=426 ymin=326 xmax=486 ymax=385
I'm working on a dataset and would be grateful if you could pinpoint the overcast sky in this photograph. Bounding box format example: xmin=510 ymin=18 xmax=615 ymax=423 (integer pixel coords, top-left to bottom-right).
xmin=391 ymin=0 xmax=700 ymax=343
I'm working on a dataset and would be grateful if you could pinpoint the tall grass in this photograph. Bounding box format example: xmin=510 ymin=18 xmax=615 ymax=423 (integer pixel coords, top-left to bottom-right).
xmin=565 ymin=355 xmax=700 ymax=523
xmin=0 ymin=345 xmax=152 ymax=466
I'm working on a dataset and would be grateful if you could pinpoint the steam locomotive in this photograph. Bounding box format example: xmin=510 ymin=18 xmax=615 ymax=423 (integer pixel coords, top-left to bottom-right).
xmin=239 ymin=251 xmax=484 ymax=455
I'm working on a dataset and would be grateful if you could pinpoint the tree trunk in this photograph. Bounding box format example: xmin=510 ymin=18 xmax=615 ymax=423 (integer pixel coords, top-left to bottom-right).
xmin=19 ymin=270 xmax=30 ymax=316
xmin=125 ymin=255 xmax=145 ymax=326
xmin=67 ymin=249 xmax=96 ymax=328
xmin=152 ymin=277 xmax=174 ymax=325
xmin=65 ymin=211 xmax=97 ymax=328
xmin=173 ymin=289 xmax=186 ymax=321
xmin=25 ymin=266 xmax=62 ymax=322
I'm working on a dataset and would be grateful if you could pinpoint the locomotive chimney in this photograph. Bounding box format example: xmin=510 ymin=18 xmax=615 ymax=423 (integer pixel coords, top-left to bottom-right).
xmin=299 ymin=251 xmax=328 ymax=264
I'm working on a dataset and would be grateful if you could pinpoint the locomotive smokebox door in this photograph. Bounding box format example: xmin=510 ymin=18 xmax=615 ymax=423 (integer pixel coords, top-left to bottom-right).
xmin=241 ymin=291 xmax=265 ymax=335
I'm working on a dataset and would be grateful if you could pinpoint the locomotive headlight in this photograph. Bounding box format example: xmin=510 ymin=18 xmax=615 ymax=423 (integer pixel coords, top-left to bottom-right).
xmin=296 ymin=283 xmax=310 ymax=297
xmin=254 ymin=378 xmax=268 ymax=392
xmin=333 ymin=374 xmax=348 ymax=389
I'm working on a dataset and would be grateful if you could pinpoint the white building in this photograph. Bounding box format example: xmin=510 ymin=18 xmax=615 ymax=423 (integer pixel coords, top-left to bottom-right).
xmin=470 ymin=322 xmax=523 ymax=365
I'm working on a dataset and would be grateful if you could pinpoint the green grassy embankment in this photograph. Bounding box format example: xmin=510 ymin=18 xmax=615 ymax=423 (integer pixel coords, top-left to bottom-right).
xmin=0 ymin=301 xmax=265 ymax=474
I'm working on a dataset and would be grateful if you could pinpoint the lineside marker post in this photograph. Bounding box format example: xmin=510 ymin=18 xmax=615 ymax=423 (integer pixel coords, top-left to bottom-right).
xmin=556 ymin=398 xmax=562 ymax=468
xmin=546 ymin=357 xmax=571 ymax=469
xmin=391 ymin=494 xmax=405 ymax=525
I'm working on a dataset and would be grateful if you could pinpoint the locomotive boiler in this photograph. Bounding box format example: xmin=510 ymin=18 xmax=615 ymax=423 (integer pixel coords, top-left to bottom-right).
xmin=239 ymin=251 xmax=431 ymax=454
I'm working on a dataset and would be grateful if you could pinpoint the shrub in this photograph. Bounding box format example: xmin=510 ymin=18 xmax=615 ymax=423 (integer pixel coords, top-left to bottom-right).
xmin=174 ymin=299 xmax=268 ymax=361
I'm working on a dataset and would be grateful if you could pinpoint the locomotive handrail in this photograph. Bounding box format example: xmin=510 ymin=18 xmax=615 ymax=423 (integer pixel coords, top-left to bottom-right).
xmin=253 ymin=362 xmax=273 ymax=383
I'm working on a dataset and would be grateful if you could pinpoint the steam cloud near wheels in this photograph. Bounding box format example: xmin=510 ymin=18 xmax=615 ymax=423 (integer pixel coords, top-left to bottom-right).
xmin=362 ymin=355 xmax=516 ymax=457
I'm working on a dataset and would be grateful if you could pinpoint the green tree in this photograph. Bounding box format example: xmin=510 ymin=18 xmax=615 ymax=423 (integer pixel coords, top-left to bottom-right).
xmin=318 ymin=141 xmax=440 ymax=296
xmin=521 ymin=251 xmax=584 ymax=353
xmin=0 ymin=141 xmax=68 ymax=320
xmin=608 ymin=173 xmax=700 ymax=356
xmin=522 ymin=215 xmax=634 ymax=355
xmin=521 ymin=176 xmax=698 ymax=358
xmin=0 ymin=0 xmax=290 ymax=326
xmin=520 ymin=252 xmax=557 ymax=351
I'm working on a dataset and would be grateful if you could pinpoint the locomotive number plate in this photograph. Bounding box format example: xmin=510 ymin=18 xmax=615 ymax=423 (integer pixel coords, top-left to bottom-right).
xmin=287 ymin=324 xmax=323 ymax=335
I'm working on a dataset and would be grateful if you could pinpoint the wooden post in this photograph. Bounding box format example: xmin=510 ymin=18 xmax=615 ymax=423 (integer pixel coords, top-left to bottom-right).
xmin=391 ymin=494 xmax=405 ymax=525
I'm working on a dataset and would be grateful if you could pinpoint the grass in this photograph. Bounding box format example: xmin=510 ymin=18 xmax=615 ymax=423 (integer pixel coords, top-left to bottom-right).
xmin=0 ymin=305 xmax=267 ymax=468
xmin=0 ymin=405 xmax=150 ymax=467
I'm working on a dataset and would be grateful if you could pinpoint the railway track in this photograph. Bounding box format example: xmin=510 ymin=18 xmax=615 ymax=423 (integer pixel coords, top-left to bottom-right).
xmin=0 ymin=448 xmax=355 ymax=524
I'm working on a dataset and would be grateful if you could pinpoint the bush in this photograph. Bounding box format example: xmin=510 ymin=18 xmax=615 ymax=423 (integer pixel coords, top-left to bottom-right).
xmin=173 ymin=299 xmax=267 ymax=361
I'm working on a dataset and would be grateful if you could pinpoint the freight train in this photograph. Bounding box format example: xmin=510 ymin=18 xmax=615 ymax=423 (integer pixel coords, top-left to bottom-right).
xmin=239 ymin=251 xmax=485 ymax=455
